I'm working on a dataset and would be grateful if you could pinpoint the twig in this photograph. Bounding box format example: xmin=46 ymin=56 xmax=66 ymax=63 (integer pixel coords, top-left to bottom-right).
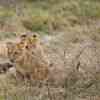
xmin=46 ymin=80 xmax=53 ymax=100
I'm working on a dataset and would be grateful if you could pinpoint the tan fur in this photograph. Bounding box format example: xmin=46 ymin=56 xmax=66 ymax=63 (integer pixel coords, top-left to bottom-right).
xmin=7 ymin=33 xmax=49 ymax=81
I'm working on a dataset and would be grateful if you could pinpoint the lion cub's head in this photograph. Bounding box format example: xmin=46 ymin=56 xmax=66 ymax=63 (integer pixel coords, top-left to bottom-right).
xmin=6 ymin=34 xmax=27 ymax=62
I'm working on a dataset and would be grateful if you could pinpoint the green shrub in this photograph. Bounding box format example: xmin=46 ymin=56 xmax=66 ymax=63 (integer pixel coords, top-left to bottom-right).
xmin=0 ymin=7 xmax=15 ymax=25
xmin=0 ymin=96 xmax=5 ymax=100
xmin=21 ymin=9 xmax=54 ymax=33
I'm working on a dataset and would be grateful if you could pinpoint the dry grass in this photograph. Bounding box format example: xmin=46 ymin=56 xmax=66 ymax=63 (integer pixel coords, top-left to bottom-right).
xmin=0 ymin=0 xmax=100 ymax=100
xmin=0 ymin=73 xmax=66 ymax=100
xmin=0 ymin=0 xmax=100 ymax=35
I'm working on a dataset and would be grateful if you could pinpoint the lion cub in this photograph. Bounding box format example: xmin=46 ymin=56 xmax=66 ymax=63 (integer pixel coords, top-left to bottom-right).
xmin=7 ymin=33 xmax=50 ymax=81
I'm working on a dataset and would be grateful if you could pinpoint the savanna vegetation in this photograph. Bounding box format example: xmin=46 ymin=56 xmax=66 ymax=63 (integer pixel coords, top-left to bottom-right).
xmin=0 ymin=0 xmax=100 ymax=100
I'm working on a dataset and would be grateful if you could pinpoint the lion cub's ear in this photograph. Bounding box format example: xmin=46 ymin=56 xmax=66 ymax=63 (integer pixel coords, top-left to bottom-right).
xmin=20 ymin=34 xmax=27 ymax=38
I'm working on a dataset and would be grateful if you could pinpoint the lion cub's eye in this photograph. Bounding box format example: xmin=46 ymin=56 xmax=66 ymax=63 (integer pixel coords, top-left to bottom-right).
xmin=32 ymin=34 xmax=37 ymax=38
xmin=21 ymin=34 xmax=27 ymax=38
